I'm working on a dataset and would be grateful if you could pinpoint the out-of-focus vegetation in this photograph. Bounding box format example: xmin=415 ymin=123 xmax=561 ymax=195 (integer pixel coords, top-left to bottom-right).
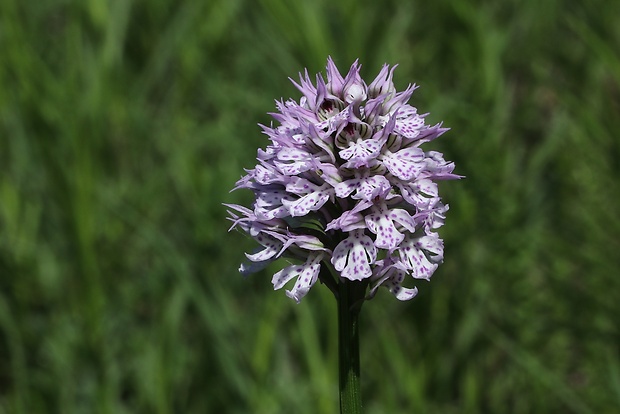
xmin=1 ymin=0 xmax=619 ymax=412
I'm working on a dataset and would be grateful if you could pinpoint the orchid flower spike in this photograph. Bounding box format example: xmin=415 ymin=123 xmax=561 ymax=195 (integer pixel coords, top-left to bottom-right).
xmin=226 ymin=57 xmax=460 ymax=303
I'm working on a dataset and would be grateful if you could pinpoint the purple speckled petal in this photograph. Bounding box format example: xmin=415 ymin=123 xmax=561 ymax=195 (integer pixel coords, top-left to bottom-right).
xmin=273 ymin=148 xmax=317 ymax=175
xmin=384 ymin=280 xmax=419 ymax=301
xmin=394 ymin=105 xmax=425 ymax=139
xmin=388 ymin=208 xmax=417 ymax=233
xmin=282 ymin=191 xmax=331 ymax=217
xmin=383 ymin=147 xmax=425 ymax=180
xmin=354 ymin=175 xmax=391 ymax=201
xmin=339 ymin=138 xmax=382 ymax=161
xmin=325 ymin=200 xmax=371 ymax=231
xmin=254 ymin=188 xmax=296 ymax=220
xmin=335 ymin=174 xmax=391 ymax=202
xmin=397 ymin=233 xmax=444 ymax=280
xmin=285 ymin=177 xmax=319 ymax=195
xmin=369 ymin=262 xmax=419 ymax=301
xmin=422 ymin=150 xmax=461 ymax=180
xmin=244 ymin=237 xmax=282 ymax=262
xmin=332 ymin=229 xmax=377 ymax=281
xmin=365 ymin=204 xmax=406 ymax=250
xmin=272 ymin=253 xmax=323 ymax=303
xmin=335 ymin=178 xmax=359 ymax=198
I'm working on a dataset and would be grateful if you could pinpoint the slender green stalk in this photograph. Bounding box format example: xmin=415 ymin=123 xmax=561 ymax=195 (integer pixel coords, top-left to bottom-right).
xmin=338 ymin=279 xmax=366 ymax=414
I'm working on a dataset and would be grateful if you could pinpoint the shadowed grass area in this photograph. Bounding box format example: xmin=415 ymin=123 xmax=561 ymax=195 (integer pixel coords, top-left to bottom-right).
xmin=1 ymin=0 xmax=619 ymax=412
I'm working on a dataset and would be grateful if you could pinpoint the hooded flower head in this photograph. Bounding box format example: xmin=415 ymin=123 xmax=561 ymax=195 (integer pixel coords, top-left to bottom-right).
xmin=226 ymin=58 xmax=460 ymax=303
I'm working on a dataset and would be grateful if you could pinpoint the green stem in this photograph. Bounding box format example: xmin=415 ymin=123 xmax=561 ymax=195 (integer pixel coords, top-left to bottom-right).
xmin=338 ymin=279 xmax=366 ymax=414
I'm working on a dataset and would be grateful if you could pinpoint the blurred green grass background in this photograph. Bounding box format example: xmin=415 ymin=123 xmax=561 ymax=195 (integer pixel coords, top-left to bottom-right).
xmin=1 ymin=0 xmax=619 ymax=412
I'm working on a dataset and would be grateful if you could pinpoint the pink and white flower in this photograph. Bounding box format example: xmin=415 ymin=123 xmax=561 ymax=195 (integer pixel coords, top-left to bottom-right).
xmin=227 ymin=58 xmax=460 ymax=302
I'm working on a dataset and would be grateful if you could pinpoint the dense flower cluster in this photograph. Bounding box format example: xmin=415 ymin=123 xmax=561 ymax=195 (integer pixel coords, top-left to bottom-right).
xmin=226 ymin=58 xmax=459 ymax=303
